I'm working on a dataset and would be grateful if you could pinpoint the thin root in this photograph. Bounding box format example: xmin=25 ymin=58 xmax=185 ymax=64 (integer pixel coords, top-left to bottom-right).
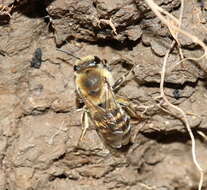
xmin=48 ymin=120 xmax=67 ymax=145
xmin=198 ymin=131 xmax=207 ymax=141
xmin=0 ymin=4 xmax=13 ymax=17
xmin=144 ymin=1 xmax=205 ymax=189
xmin=97 ymin=18 xmax=118 ymax=35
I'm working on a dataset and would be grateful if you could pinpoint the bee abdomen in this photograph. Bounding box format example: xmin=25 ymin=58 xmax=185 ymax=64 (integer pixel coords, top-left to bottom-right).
xmin=95 ymin=108 xmax=131 ymax=148
xmin=110 ymin=108 xmax=130 ymax=133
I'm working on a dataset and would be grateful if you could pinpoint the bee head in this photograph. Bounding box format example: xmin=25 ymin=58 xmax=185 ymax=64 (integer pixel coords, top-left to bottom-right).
xmin=56 ymin=48 xmax=103 ymax=72
xmin=74 ymin=56 xmax=102 ymax=72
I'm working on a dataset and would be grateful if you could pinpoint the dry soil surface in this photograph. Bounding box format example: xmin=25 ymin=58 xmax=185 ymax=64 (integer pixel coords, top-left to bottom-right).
xmin=0 ymin=0 xmax=207 ymax=190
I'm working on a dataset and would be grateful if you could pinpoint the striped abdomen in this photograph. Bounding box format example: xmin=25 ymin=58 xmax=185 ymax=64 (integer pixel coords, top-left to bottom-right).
xmin=92 ymin=107 xmax=131 ymax=148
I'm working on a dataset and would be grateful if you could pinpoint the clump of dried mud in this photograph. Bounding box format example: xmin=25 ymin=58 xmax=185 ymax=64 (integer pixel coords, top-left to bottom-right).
xmin=0 ymin=0 xmax=207 ymax=190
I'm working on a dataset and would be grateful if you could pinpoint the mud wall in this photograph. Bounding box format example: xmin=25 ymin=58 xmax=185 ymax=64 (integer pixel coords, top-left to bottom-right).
xmin=0 ymin=0 xmax=207 ymax=189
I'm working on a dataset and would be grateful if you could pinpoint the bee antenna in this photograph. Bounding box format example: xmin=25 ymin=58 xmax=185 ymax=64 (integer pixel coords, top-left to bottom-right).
xmin=56 ymin=48 xmax=81 ymax=60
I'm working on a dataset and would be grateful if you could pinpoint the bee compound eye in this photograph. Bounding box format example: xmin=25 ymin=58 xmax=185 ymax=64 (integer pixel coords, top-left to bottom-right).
xmin=74 ymin=65 xmax=78 ymax=71
xmin=94 ymin=56 xmax=101 ymax=64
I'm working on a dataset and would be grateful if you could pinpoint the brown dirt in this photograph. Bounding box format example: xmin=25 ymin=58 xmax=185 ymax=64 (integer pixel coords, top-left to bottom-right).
xmin=0 ymin=0 xmax=207 ymax=189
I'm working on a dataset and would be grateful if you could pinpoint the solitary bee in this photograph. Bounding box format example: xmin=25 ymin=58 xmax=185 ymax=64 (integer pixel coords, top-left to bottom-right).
xmin=58 ymin=49 xmax=140 ymax=148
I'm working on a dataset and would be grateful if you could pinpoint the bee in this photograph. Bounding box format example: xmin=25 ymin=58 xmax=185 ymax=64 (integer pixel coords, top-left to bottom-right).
xmin=58 ymin=49 xmax=140 ymax=148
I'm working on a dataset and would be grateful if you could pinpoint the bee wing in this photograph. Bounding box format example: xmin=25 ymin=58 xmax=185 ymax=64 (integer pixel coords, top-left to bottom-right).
xmin=101 ymin=79 xmax=131 ymax=148
xmin=77 ymin=83 xmax=130 ymax=149
xmin=104 ymin=78 xmax=118 ymax=111
xmin=77 ymin=88 xmax=105 ymax=114
xmin=77 ymin=90 xmax=113 ymax=131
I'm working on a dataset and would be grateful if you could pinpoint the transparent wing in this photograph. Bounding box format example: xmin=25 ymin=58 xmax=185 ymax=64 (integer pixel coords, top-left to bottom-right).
xmin=77 ymin=78 xmax=131 ymax=148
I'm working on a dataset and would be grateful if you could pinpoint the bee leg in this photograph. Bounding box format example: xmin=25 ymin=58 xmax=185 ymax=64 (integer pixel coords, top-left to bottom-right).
xmin=112 ymin=64 xmax=137 ymax=91
xmin=116 ymin=96 xmax=141 ymax=120
xmin=124 ymin=104 xmax=142 ymax=120
xmin=77 ymin=111 xmax=89 ymax=146
xmin=116 ymin=96 xmax=144 ymax=144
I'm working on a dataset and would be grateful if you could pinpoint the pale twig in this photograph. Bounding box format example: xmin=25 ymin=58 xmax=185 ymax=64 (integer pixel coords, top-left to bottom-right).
xmin=138 ymin=183 xmax=157 ymax=190
xmin=96 ymin=18 xmax=118 ymax=35
xmin=48 ymin=120 xmax=67 ymax=145
xmin=160 ymin=41 xmax=204 ymax=190
xmin=136 ymin=104 xmax=155 ymax=114
xmin=144 ymin=0 xmax=207 ymax=65
xmin=144 ymin=1 xmax=204 ymax=189
xmin=197 ymin=131 xmax=207 ymax=141
xmin=0 ymin=4 xmax=13 ymax=17
xmin=177 ymin=0 xmax=184 ymax=60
